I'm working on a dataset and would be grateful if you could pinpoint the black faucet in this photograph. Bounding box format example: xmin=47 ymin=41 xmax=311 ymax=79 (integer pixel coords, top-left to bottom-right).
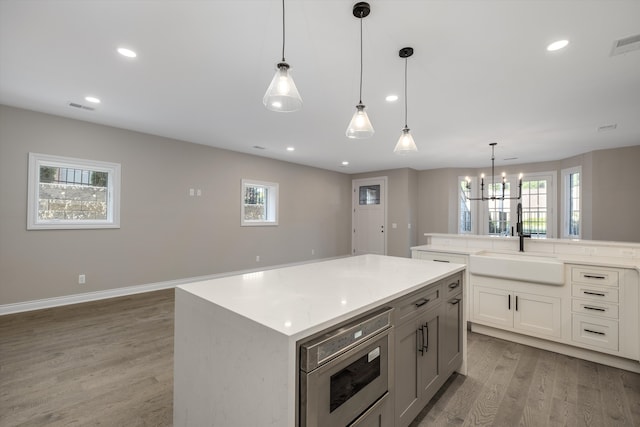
xmin=516 ymin=202 xmax=531 ymax=252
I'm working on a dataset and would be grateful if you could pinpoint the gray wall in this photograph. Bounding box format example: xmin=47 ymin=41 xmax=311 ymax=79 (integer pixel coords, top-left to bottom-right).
xmin=591 ymin=146 xmax=640 ymax=242
xmin=416 ymin=145 xmax=640 ymax=244
xmin=0 ymin=106 xmax=352 ymax=305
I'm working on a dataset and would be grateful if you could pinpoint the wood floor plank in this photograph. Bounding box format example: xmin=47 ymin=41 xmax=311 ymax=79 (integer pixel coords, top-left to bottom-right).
xmin=620 ymin=369 xmax=640 ymax=426
xmin=462 ymin=341 xmax=523 ymax=426
xmin=518 ymin=349 xmax=558 ymax=427
xmin=597 ymin=364 xmax=635 ymax=426
xmin=491 ymin=344 xmax=540 ymax=426
xmin=575 ymin=359 xmax=605 ymax=426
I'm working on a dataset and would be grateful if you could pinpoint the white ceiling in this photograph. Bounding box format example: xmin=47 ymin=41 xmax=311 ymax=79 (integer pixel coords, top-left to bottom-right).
xmin=1 ymin=0 xmax=639 ymax=173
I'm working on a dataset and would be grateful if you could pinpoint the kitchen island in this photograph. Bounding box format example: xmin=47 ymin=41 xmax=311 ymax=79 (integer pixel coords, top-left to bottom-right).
xmin=173 ymin=254 xmax=465 ymax=426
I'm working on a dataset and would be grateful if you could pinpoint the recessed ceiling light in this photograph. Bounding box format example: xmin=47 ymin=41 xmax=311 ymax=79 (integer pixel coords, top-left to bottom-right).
xmin=341 ymin=161 xmax=349 ymax=166
xmin=84 ymin=96 xmax=101 ymax=104
xmin=286 ymin=146 xmax=295 ymax=151
xmin=547 ymin=39 xmax=569 ymax=51
xmin=117 ymin=47 xmax=137 ymax=58
xmin=385 ymin=95 xmax=398 ymax=102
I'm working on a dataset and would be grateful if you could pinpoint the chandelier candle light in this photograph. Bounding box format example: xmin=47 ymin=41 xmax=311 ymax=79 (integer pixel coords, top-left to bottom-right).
xmin=263 ymin=0 xmax=302 ymax=112
xmin=346 ymin=2 xmax=374 ymax=139
xmin=394 ymin=47 xmax=418 ymax=154
xmin=465 ymin=143 xmax=522 ymax=201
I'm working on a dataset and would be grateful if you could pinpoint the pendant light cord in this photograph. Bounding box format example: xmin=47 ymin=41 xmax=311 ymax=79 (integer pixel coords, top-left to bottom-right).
xmin=404 ymin=57 xmax=408 ymax=127
xmin=358 ymin=13 xmax=363 ymax=104
xmin=281 ymin=0 xmax=286 ymax=62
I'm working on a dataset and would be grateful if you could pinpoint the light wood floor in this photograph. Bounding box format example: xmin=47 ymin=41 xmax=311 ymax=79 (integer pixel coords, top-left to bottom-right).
xmin=1 ymin=290 xmax=639 ymax=427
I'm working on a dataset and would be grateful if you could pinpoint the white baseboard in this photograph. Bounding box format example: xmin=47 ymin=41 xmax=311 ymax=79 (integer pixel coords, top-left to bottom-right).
xmin=0 ymin=256 xmax=348 ymax=316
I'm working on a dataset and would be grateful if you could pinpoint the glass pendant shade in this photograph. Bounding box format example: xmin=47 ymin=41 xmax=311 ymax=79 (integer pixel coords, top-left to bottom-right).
xmin=263 ymin=63 xmax=303 ymax=112
xmin=346 ymin=103 xmax=374 ymax=139
xmin=394 ymin=127 xmax=418 ymax=154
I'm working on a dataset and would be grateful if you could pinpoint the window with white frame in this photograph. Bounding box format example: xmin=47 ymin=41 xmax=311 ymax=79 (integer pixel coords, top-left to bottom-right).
xmin=27 ymin=153 xmax=121 ymax=229
xmin=487 ymin=180 xmax=511 ymax=236
xmin=241 ymin=179 xmax=278 ymax=226
xmin=458 ymin=177 xmax=473 ymax=233
xmin=467 ymin=172 xmax=556 ymax=238
xmin=562 ymin=166 xmax=581 ymax=238
xmin=521 ymin=177 xmax=549 ymax=237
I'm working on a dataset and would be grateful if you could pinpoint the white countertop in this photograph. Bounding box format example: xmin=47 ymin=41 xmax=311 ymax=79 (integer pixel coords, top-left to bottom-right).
xmin=412 ymin=244 xmax=640 ymax=271
xmin=177 ymin=254 xmax=465 ymax=339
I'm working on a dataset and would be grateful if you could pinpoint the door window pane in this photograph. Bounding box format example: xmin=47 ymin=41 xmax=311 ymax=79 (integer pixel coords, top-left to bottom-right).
xmin=359 ymin=185 xmax=380 ymax=205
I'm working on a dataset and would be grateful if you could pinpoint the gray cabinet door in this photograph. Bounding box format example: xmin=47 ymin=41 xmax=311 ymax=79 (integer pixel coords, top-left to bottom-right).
xmin=394 ymin=307 xmax=440 ymax=427
xmin=441 ymin=293 xmax=463 ymax=375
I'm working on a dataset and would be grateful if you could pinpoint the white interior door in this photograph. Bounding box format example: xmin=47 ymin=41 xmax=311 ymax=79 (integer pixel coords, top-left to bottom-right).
xmin=352 ymin=177 xmax=387 ymax=255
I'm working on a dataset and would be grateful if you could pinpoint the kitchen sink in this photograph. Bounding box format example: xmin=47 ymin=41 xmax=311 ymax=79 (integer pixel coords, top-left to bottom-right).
xmin=469 ymin=251 xmax=565 ymax=285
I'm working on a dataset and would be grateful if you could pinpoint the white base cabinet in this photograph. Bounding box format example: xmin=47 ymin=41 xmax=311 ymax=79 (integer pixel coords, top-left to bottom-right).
xmin=472 ymin=285 xmax=562 ymax=339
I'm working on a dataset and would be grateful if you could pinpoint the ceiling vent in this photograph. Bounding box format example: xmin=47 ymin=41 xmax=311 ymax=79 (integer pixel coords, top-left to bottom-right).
xmin=610 ymin=33 xmax=640 ymax=56
xmin=68 ymin=102 xmax=95 ymax=111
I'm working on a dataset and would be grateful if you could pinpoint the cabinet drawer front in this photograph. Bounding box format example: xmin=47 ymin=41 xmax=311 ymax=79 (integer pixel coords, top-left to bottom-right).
xmin=571 ymin=266 xmax=619 ymax=287
xmin=571 ymin=299 xmax=619 ymax=319
xmin=413 ymin=252 xmax=467 ymax=265
xmin=444 ymin=275 xmax=463 ymax=297
xmin=571 ymin=284 xmax=618 ymax=303
xmin=572 ymin=314 xmax=619 ymax=351
xmin=394 ymin=285 xmax=441 ymax=324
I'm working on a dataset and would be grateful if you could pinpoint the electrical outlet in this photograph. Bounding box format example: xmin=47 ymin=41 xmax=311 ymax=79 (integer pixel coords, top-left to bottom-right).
xmin=311 ymin=249 xmax=315 ymax=255
xmin=189 ymin=188 xmax=195 ymax=196
xmin=196 ymin=189 xmax=202 ymax=196
xmin=256 ymin=255 xmax=260 ymax=262
xmin=78 ymin=274 xmax=86 ymax=285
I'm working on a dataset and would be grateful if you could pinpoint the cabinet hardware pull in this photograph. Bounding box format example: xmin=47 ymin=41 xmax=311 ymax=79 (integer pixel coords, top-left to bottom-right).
xmin=508 ymin=294 xmax=511 ymax=310
xmin=515 ymin=295 xmax=519 ymax=311
xmin=448 ymin=281 xmax=460 ymax=289
xmin=584 ymin=274 xmax=606 ymax=280
xmin=583 ymin=291 xmax=606 ymax=297
xmin=423 ymin=323 xmax=429 ymax=353
xmin=584 ymin=329 xmax=605 ymax=336
xmin=416 ymin=329 xmax=424 ymax=355
xmin=449 ymin=298 xmax=461 ymax=305
xmin=415 ymin=298 xmax=430 ymax=307
xmin=584 ymin=306 xmax=606 ymax=312
xmin=433 ymin=259 xmax=450 ymax=263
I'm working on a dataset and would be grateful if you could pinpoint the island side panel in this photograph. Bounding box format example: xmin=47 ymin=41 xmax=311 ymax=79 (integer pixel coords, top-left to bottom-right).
xmin=174 ymin=287 xmax=296 ymax=426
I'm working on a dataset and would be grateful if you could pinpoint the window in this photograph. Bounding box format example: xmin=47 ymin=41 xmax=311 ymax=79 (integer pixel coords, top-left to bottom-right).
xmin=458 ymin=177 xmax=473 ymax=233
xmin=359 ymin=185 xmax=380 ymax=205
xmin=562 ymin=166 xmax=581 ymax=238
xmin=241 ymin=179 xmax=278 ymax=226
xmin=469 ymin=172 xmax=556 ymax=238
xmin=487 ymin=180 xmax=511 ymax=236
xmin=27 ymin=153 xmax=121 ymax=229
xmin=521 ymin=178 xmax=548 ymax=237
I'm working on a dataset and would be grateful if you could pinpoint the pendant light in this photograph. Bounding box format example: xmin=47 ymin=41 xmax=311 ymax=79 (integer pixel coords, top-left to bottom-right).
xmin=394 ymin=47 xmax=418 ymax=154
xmin=346 ymin=2 xmax=374 ymax=139
xmin=263 ymin=0 xmax=302 ymax=112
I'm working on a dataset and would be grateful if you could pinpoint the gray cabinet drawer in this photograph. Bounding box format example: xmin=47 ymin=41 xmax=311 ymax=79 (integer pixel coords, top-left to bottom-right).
xmin=393 ymin=284 xmax=441 ymax=325
xmin=443 ymin=275 xmax=462 ymax=298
